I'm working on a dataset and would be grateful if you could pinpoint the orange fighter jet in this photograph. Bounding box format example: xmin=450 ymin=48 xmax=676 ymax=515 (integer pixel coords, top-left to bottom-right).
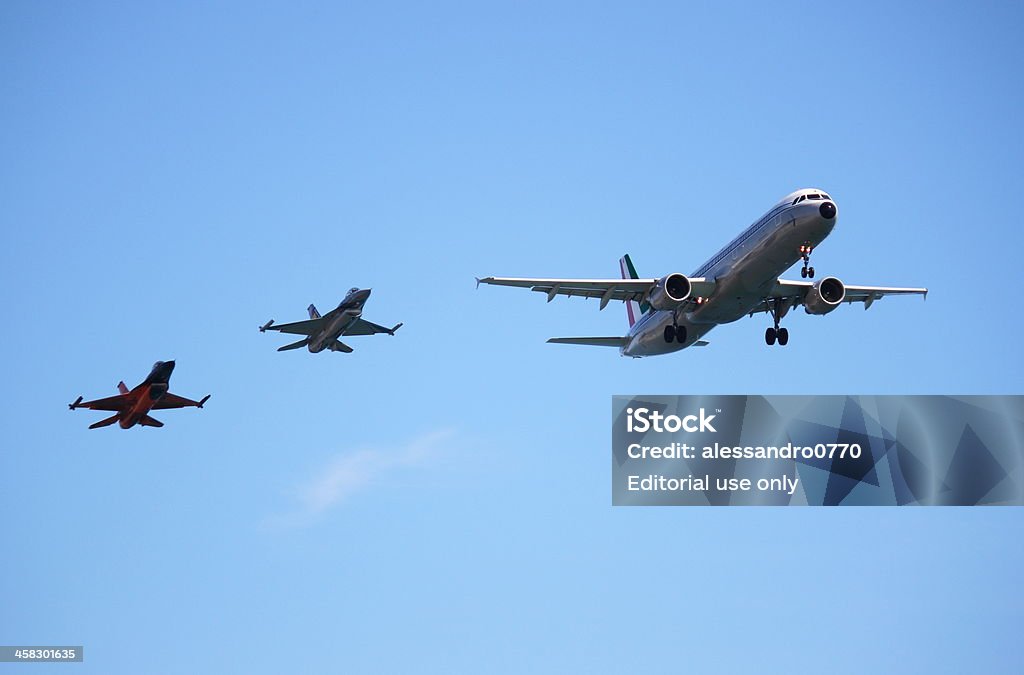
xmin=69 ymin=360 xmax=210 ymax=429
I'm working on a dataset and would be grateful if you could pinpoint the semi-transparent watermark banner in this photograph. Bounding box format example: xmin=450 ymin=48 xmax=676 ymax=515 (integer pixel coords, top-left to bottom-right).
xmin=612 ymin=395 xmax=1024 ymax=506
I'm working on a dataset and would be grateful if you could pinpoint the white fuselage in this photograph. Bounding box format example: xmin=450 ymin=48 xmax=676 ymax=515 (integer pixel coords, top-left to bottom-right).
xmin=622 ymin=189 xmax=838 ymax=357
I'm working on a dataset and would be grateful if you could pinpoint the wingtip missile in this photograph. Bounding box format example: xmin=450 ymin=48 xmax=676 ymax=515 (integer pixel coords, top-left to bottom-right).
xmin=259 ymin=319 xmax=274 ymax=333
xmin=389 ymin=322 xmax=404 ymax=336
xmin=197 ymin=394 xmax=211 ymax=409
xmin=69 ymin=395 xmax=83 ymax=410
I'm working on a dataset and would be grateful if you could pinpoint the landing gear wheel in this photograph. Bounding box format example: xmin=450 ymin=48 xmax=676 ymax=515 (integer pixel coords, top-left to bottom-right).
xmin=675 ymin=326 xmax=687 ymax=344
xmin=777 ymin=327 xmax=789 ymax=346
xmin=664 ymin=325 xmax=676 ymax=343
xmin=765 ymin=327 xmax=777 ymax=346
xmin=807 ymin=267 xmax=815 ymax=279
xmin=800 ymin=267 xmax=807 ymax=278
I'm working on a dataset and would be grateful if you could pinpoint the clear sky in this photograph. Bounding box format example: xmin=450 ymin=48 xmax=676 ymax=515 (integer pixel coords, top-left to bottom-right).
xmin=2 ymin=1 xmax=1022 ymax=672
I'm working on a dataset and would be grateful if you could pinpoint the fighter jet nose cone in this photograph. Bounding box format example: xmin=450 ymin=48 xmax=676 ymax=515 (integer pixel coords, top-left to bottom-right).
xmin=820 ymin=201 xmax=836 ymax=219
xmin=166 ymin=360 xmax=176 ymax=369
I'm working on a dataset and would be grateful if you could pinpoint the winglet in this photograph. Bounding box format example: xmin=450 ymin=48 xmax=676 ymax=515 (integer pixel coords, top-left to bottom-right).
xmin=197 ymin=394 xmax=211 ymax=409
xmin=259 ymin=319 xmax=274 ymax=333
xmin=389 ymin=322 xmax=403 ymax=336
xmin=69 ymin=395 xmax=83 ymax=410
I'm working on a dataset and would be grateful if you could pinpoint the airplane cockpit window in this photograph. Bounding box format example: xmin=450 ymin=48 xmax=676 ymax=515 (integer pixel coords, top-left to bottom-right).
xmin=153 ymin=361 xmax=163 ymax=370
xmin=808 ymin=194 xmax=822 ymax=200
xmin=348 ymin=287 xmax=360 ymax=296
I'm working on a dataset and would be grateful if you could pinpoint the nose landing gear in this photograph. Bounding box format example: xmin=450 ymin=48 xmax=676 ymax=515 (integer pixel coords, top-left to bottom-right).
xmin=799 ymin=242 xmax=815 ymax=279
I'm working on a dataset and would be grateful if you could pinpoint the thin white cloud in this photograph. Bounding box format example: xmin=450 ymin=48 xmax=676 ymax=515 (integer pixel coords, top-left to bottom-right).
xmin=267 ymin=428 xmax=455 ymax=527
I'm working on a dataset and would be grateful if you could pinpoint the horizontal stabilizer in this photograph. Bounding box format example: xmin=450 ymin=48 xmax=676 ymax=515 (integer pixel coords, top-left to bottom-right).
xmin=329 ymin=340 xmax=353 ymax=353
xmin=278 ymin=338 xmax=309 ymax=352
xmin=547 ymin=337 xmax=628 ymax=347
xmin=89 ymin=413 xmax=120 ymax=429
xmin=139 ymin=415 xmax=164 ymax=428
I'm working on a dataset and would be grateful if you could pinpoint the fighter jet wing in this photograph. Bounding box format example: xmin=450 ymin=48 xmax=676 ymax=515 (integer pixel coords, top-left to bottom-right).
xmin=264 ymin=318 xmax=325 ymax=335
xmin=345 ymin=318 xmax=403 ymax=336
xmin=152 ymin=393 xmax=211 ymax=410
xmin=73 ymin=394 xmax=131 ymax=411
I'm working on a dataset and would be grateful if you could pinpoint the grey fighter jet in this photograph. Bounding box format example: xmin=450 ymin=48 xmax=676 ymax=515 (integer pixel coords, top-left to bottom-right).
xmin=260 ymin=288 xmax=402 ymax=354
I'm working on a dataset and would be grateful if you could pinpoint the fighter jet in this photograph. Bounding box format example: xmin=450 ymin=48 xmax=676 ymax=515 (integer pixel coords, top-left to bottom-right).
xmin=259 ymin=287 xmax=403 ymax=353
xmin=69 ymin=360 xmax=210 ymax=429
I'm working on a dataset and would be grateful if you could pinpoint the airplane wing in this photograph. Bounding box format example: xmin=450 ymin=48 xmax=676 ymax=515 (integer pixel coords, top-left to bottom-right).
xmin=152 ymin=393 xmax=211 ymax=410
xmin=263 ymin=318 xmax=325 ymax=336
xmin=477 ymin=276 xmax=716 ymax=309
xmin=345 ymin=318 xmax=403 ymax=336
xmin=74 ymin=394 xmax=131 ymax=411
xmin=754 ymin=279 xmax=928 ymax=313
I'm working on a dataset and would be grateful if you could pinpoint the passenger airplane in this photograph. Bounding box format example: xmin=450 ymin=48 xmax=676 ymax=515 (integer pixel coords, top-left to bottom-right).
xmin=260 ymin=287 xmax=403 ymax=353
xmin=69 ymin=360 xmax=210 ymax=429
xmin=478 ymin=188 xmax=927 ymax=357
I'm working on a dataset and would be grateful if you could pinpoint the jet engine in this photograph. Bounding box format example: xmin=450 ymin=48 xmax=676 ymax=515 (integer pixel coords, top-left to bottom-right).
xmin=803 ymin=276 xmax=846 ymax=315
xmin=646 ymin=273 xmax=691 ymax=310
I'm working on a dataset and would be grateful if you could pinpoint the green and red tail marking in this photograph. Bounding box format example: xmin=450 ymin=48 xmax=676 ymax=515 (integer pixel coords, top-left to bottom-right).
xmin=619 ymin=254 xmax=648 ymax=327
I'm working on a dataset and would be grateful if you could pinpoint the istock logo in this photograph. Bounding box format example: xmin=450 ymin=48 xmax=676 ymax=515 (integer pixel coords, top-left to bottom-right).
xmin=626 ymin=407 xmax=718 ymax=433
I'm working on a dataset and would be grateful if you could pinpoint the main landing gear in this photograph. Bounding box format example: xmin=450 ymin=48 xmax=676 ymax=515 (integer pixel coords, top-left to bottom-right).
xmin=799 ymin=242 xmax=815 ymax=279
xmin=663 ymin=323 xmax=687 ymax=344
xmin=765 ymin=299 xmax=789 ymax=347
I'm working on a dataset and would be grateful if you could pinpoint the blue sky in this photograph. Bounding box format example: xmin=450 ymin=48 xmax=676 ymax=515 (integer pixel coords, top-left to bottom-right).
xmin=2 ymin=1 xmax=1022 ymax=672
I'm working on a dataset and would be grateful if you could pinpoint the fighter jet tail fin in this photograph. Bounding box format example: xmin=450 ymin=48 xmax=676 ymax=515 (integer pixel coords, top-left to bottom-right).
xmin=139 ymin=415 xmax=164 ymax=428
xmin=117 ymin=381 xmax=129 ymax=394
xmin=308 ymin=304 xmax=321 ymax=319
xmin=89 ymin=414 xmax=121 ymax=429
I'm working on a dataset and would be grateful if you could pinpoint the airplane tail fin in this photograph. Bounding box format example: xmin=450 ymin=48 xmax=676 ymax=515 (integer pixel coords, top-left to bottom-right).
xmin=89 ymin=413 xmax=121 ymax=429
xmin=139 ymin=415 xmax=164 ymax=428
xmin=117 ymin=381 xmax=129 ymax=394
xmin=308 ymin=304 xmax=321 ymax=319
xmin=619 ymin=254 xmax=644 ymax=327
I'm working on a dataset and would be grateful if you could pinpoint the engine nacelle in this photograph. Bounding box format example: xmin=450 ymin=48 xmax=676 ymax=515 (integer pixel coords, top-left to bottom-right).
xmin=803 ymin=276 xmax=846 ymax=315
xmin=646 ymin=273 xmax=691 ymax=310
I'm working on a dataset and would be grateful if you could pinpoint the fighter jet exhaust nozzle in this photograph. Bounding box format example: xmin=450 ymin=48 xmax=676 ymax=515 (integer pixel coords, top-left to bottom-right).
xmin=803 ymin=276 xmax=846 ymax=315
xmin=646 ymin=273 xmax=692 ymax=310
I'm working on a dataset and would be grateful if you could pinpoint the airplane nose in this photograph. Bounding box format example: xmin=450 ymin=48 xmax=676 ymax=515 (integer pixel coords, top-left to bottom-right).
xmin=819 ymin=201 xmax=836 ymax=219
xmin=165 ymin=360 xmax=175 ymax=369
